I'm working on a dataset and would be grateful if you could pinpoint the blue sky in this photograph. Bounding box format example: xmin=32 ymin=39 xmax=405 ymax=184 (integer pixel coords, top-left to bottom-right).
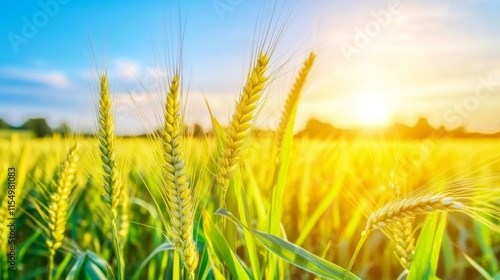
xmin=2 ymin=0 xmax=500 ymax=134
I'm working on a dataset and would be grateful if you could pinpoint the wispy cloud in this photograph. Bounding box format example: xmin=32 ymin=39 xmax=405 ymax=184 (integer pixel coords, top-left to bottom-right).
xmin=0 ymin=66 xmax=73 ymax=89
xmin=110 ymin=58 xmax=141 ymax=81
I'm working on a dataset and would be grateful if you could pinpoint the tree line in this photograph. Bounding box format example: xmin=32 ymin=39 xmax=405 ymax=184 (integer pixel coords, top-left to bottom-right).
xmin=1 ymin=117 xmax=498 ymax=139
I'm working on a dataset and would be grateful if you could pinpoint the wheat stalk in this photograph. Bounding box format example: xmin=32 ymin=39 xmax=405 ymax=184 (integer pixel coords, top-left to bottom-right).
xmin=216 ymin=53 xmax=269 ymax=206
xmin=162 ymin=73 xmax=198 ymax=277
xmin=275 ymin=52 xmax=315 ymax=151
xmin=46 ymin=144 xmax=79 ymax=280
xmin=363 ymin=193 xmax=464 ymax=234
xmin=98 ymin=74 xmax=124 ymax=280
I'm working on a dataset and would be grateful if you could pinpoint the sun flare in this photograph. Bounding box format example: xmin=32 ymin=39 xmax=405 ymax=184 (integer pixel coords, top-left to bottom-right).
xmin=355 ymin=93 xmax=391 ymax=127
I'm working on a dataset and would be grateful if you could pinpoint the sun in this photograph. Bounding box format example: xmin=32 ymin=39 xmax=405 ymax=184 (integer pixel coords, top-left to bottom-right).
xmin=355 ymin=93 xmax=391 ymax=127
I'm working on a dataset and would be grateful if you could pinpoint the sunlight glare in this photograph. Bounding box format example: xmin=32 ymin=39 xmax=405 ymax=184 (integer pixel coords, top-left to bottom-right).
xmin=355 ymin=93 xmax=391 ymax=127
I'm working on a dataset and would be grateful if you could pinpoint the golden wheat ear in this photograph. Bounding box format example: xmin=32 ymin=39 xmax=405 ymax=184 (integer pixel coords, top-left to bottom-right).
xmin=216 ymin=53 xmax=270 ymax=206
xmin=363 ymin=194 xmax=463 ymax=234
xmin=275 ymin=52 xmax=316 ymax=151
xmin=386 ymin=183 xmax=415 ymax=270
xmin=162 ymin=73 xmax=198 ymax=277
xmin=390 ymin=217 xmax=415 ymax=269
xmin=117 ymin=182 xmax=130 ymax=245
xmin=46 ymin=144 xmax=79 ymax=280
xmin=46 ymin=144 xmax=79 ymax=254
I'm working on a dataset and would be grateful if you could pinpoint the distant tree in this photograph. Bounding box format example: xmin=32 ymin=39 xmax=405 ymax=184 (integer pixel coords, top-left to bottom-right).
xmin=296 ymin=118 xmax=344 ymax=139
xmin=21 ymin=118 xmax=53 ymax=138
xmin=412 ymin=118 xmax=434 ymax=139
xmin=449 ymin=126 xmax=466 ymax=138
xmin=191 ymin=123 xmax=204 ymax=137
xmin=55 ymin=122 xmax=71 ymax=136
xmin=386 ymin=123 xmax=412 ymax=139
xmin=0 ymin=119 xmax=12 ymax=129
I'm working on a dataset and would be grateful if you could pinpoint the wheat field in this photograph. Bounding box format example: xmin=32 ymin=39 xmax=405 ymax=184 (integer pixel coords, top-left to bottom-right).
xmin=2 ymin=6 xmax=500 ymax=278
xmin=1 ymin=110 xmax=500 ymax=279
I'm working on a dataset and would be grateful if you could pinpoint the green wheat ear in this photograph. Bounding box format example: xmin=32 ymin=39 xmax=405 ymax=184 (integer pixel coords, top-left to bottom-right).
xmin=99 ymin=74 xmax=121 ymax=221
xmin=162 ymin=73 xmax=198 ymax=277
xmin=98 ymin=74 xmax=125 ymax=280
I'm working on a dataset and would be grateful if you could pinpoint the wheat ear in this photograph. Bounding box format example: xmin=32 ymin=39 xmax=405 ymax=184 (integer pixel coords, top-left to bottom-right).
xmin=46 ymin=144 xmax=79 ymax=280
xmin=98 ymin=74 xmax=124 ymax=280
xmin=387 ymin=184 xmax=415 ymax=270
xmin=391 ymin=217 xmax=415 ymax=269
xmin=363 ymin=193 xmax=464 ymax=234
xmin=275 ymin=52 xmax=315 ymax=150
xmin=99 ymin=74 xmax=121 ymax=221
xmin=162 ymin=74 xmax=198 ymax=277
xmin=216 ymin=53 xmax=269 ymax=205
xmin=118 ymin=183 xmax=130 ymax=245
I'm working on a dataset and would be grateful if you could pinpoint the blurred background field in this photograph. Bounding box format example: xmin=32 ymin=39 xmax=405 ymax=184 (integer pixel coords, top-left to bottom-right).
xmin=1 ymin=133 xmax=499 ymax=279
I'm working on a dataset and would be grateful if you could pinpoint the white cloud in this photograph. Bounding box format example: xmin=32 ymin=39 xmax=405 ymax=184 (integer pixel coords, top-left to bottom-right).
xmin=0 ymin=66 xmax=73 ymax=89
xmin=110 ymin=58 xmax=141 ymax=81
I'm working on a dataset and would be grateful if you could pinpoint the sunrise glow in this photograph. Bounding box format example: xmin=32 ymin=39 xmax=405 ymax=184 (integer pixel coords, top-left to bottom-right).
xmin=355 ymin=93 xmax=391 ymax=127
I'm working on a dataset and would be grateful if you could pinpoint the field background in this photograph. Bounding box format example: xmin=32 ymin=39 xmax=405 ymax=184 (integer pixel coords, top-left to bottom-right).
xmin=1 ymin=134 xmax=499 ymax=279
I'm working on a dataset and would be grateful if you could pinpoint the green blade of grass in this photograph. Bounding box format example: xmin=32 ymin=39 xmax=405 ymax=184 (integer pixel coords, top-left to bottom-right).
xmin=196 ymin=247 xmax=211 ymax=280
xmin=295 ymin=174 xmax=343 ymax=247
xmin=461 ymin=250 xmax=494 ymax=280
xmin=66 ymin=250 xmax=114 ymax=280
xmin=202 ymin=210 xmax=251 ymax=280
xmin=266 ymin=79 xmax=299 ymax=279
xmin=233 ymin=171 xmax=261 ymax=279
xmin=244 ymin=162 xmax=267 ymax=229
xmin=473 ymin=220 xmax=499 ymax=274
xmin=132 ymin=242 xmax=174 ymax=280
xmin=216 ymin=208 xmax=360 ymax=280
xmin=268 ymin=87 xmax=298 ymax=237
xmin=408 ymin=212 xmax=447 ymax=280
xmin=205 ymin=98 xmax=226 ymax=152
